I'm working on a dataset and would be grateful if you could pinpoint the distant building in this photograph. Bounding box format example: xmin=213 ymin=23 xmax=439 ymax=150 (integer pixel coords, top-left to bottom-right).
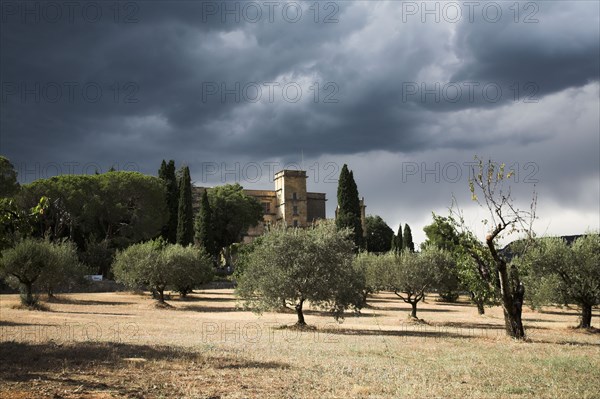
xmin=192 ymin=169 xmax=327 ymax=242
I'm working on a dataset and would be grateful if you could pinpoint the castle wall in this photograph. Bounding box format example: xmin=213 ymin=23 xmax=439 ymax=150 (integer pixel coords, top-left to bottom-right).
xmin=307 ymin=192 xmax=326 ymax=223
xmin=192 ymin=170 xmax=330 ymax=242
xmin=274 ymin=170 xmax=308 ymax=228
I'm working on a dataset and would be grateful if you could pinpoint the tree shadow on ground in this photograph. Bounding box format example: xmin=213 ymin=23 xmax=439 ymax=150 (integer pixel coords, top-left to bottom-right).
xmin=194 ymin=290 xmax=235 ymax=296
xmin=302 ymin=309 xmax=382 ymax=318
xmin=529 ymin=338 xmax=600 ymax=347
xmin=433 ymin=321 xmax=548 ymax=331
xmin=46 ymin=297 xmax=136 ymax=306
xmin=366 ymin=298 xmax=396 ymax=304
xmin=318 ymin=323 xmax=562 ymax=340
xmin=537 ymin=309 xmax=584 ymax=317
xmin=172 ymin=295 xmax=235 ymax=303
xmin=317 ymin=327 xmax=467 ymax=339
xmin=434 ymin=321 xmax=505 ymax=330
xmin=0 ymin=320 xmax=55 ymax=327
xmin=0 ymin=341 xmax=290 ymax=382
xmin=178 ymin=304 xmax=243 ymax=313
xmin=432 ymin=301 xmax=476 ymax=307
xmin=47 ymin=309 xmax=134 ymax=316
xmin=372 ymin=305 xmax=457 ymax=313
xmin=522 ymin=317 xmax=561 ymax=323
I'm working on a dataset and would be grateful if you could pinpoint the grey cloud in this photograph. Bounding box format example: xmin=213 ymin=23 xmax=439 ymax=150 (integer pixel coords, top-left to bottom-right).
xmin=1 ymin=1 xmax=598 ymax=240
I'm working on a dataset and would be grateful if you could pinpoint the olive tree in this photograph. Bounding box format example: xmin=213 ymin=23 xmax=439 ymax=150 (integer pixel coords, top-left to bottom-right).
xmin=164 ymin=244 xmax=214 ymax=297
xmin=113 ymin=240 xmax=163 ymax=298
xmin=449 ymin=158 xmax=536 ymax=339
xmin=236 ymin=222 xmax=365 ymax=326
xmin=456 ymin=252 xmax=499 ymax=315
xmin=353 ymin=251 xmax=390 ymax=305
xmin=0 ymin=238 xmax=83 ymax=306
xmin=424 ymin=214 xmax=500 ymax=313
xmin=38 ymin=240 xmax=87 ymax=297
xmin=113 ymin=240 xmax=213 ymax=303
xmin=569 ymin=234 xmax=599 ymax=328
xmin=518 ymin=234 xmax=600 ymax=328
xmin=382 ymin=247 xmax=454 ymax=319
xmin=422 ymin=215 xmax=462 ymax=302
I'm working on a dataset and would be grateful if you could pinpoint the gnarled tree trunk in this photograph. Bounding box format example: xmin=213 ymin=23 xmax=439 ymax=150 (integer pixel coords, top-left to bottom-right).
xmin=22 ymin=282 xmax=36 ymax=306
xmin=578 ymin=303 xmax=593 ymax=328
xmin=469 ymin=292 xmax=486 ymax=315
xmin=488 ymin=237 xmax=526 ymax=339
xmin=395 ymin=291 xmax=424 ymax=320
xmin=16 ymin=274 xmax=39 ymax=307
xmin=295 ymin=298 xmax=306 ymax=326
xmin=156 ymin=286 xmax=166 ymax=303
xmin=476 ymin=302 xmax=485 ymax=315
xmin=410 ymin=301 xmax=418 ymax=318
xmin=360 ymin=289 xmax=372 ymax=307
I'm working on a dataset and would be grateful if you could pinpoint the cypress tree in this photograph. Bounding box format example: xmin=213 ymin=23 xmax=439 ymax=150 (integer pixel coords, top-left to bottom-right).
xmin=403 ymin=223 xmax=415 ymax=252
xmin=195 ymin=190 xmax=216 ymax=260
xmin=158 ymin=160 xmax=178 ymax=243
xmin=348 ymin=171 xmax=363 ymax=245
xmin=393 ymin=224 xmax=403 ymax=254
xmin=336 ymin=164 xmax=363 ymax=249
xmin=176 ymin=166 xmax=194 ymax=246
xmin=158 ymin=160 xmax=168 ymax=238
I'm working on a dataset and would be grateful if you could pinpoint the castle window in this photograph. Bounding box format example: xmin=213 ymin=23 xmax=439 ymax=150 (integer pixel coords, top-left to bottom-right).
xmin=293 ymin=206 xmax=298 ymax=215
xmin=292 ymin=192 xmax=297 ymax=200
xmin=293 ymin=220 xmax=298 ymax=227
xmin=262 ymin=202 xmax=271 ymax=214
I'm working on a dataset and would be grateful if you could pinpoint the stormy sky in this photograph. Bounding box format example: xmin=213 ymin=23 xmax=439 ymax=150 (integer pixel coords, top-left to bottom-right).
xmin=1 ymin=0 xmax=599 ymax=245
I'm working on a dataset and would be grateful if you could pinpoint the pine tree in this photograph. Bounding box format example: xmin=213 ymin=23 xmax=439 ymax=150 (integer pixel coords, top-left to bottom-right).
xmin=158 ymin=160 xmax=178 ymax=243
xmin=176 ymin=166 xmax=194 ymax=246
xmin=336 ymin=164 xmax=363 ymax=249
xmin=403 ymin=223 xmax=415 ymax=252
xmin=195 ymin=190 xmax=216 ymax=260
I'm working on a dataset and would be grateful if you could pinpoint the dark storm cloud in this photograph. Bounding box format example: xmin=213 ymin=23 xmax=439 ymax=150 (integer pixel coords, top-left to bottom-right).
xmin=0 ymin=1 xmax=600 ymax=241
xmin=448 ymin=2 xmax=600 ymax=106
xmin=1 ymin=1 xmax=598 ymax=200
xmin=1 ymin=1 xmax=371 ymax=164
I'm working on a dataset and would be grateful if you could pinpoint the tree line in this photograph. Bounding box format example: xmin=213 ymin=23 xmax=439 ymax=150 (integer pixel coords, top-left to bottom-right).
xmin=235 ymin=161 xmax=599 ymax=334
xmin=0 ymin=156 xmax=262 ymax=305
xmin=1 ymin=156 xmax=598 ymax=335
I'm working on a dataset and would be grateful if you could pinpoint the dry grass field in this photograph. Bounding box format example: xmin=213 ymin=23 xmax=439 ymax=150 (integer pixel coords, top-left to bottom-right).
xmin=1 ymin=289 xmax=599 ymax=399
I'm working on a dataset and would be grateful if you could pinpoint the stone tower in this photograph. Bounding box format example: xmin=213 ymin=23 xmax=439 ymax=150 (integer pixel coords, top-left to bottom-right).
xmin=359 ymin=197 xmax=367 ymax=237
xmin=274 ymin=170 xmax=308 ymax=227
